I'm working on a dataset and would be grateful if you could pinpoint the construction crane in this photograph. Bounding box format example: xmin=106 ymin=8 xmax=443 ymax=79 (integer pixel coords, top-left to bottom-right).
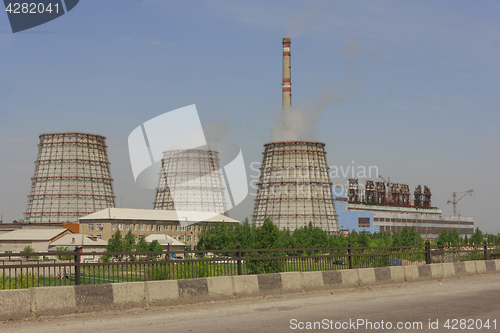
xmin=447 ymin=189 xmax=474 ymax=217
xmin=378 ymin=175 xmax=390 ymax=185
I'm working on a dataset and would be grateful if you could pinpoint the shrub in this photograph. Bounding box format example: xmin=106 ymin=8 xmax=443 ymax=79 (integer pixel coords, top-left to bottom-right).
xmin=55 ymin=246 xmax=73 ymax=260
xmin=147 ymin=263 xmax=171 ymax=281
xmin=173 ymin=258 xmax=222 ymax=279
xmin=245 ymin=252 xmax=285 ymax=274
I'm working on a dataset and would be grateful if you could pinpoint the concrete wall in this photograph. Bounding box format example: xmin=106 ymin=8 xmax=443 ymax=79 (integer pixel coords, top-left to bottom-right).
xmin=1 ymin=259 xmax=498 ymax=321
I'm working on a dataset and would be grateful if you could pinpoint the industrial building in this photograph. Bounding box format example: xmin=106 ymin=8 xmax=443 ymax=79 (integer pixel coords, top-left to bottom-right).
xmin=252 ymin=38 xmax=339 ymax=234
xmin=24 ymin=132 xmax=116 ymax=224
xmin=0 ymin=228 xmax=72 ymax=253
xmin=48 ymin=233 xmax=108 ymax=252
xmin=153 ymin=149 xmax=228 ymax=215
xmin=333 ymin=180 xmax=474 ymax=239
xmin=78 ymin=208 xmax=240 ymax=247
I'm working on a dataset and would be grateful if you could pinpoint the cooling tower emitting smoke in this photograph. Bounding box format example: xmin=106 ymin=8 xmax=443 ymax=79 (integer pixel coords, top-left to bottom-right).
xmin=252 ymin=141 xmax=339 ymax=233
xmin=24 ymin=132 xmax=116 ymax=223
xmin=153 ymin=149 xmax=228 ymax=216
xmin=252 ymin=38 xmax=340 ymax=233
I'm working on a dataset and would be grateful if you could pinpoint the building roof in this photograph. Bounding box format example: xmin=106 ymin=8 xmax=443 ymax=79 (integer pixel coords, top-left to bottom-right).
xmin=0 ymin=228 xmax=69 ymax=241
xmin=145 ymin=234 xmax=185 ymax=247
xmin=50 ymin=234 xmax=108 ymax=247
xmin=79 ymin=208 xmax=240 ymax=224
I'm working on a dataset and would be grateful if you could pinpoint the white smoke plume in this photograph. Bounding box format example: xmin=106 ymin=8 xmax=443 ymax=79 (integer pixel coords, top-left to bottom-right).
xmin=270 ymin=38 xmax=367 ymax=142
xmin=271 ymin=76 xmax=360 ymax=142
xmin=285 ymin=0 xmax=323 ymax=37
xmin=203 ymin=118 xmax=228 ymax=143
xmin=271 ymin=91 xmax=335 ymax=142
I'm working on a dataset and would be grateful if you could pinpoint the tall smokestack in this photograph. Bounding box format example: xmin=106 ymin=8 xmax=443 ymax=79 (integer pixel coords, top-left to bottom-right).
xmin=282 ymin=37 xmax=291 ymax=112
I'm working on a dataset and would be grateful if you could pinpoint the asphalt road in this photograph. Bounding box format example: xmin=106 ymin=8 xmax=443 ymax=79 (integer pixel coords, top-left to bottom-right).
xmin=2 ymin=274 xmax=499 ymax=333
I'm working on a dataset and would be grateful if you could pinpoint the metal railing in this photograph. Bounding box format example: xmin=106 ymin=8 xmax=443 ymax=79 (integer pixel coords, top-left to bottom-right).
xmin=1 ymin=243 xmax=498 ymax=289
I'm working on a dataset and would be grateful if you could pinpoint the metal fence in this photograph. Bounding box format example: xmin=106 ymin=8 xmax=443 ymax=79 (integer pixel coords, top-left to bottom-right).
xmin=1 ymin=243 xmax=499 ymax=289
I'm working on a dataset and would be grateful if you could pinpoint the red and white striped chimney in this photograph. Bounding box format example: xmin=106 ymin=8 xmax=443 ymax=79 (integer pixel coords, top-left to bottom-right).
xmin=282 ymin=37 xmax=291 ymax=111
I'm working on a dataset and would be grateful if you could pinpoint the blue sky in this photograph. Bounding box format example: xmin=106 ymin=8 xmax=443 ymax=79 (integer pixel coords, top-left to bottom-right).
xmin=0 ymin=0 xmax=499 ymax=232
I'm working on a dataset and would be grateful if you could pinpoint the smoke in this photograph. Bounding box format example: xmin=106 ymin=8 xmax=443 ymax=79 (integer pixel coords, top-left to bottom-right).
xmin=271 ymin=72 xmax=361 ymax=142
xmin=271 ymin=91 xmax=336 ymax=142
xmin=203 ymin=119 xmax=228 ymax=143
xmin=270 ymin=37 xmax=372 ymax=142
xmin=285 ymin=0 xmax=323 ymax=37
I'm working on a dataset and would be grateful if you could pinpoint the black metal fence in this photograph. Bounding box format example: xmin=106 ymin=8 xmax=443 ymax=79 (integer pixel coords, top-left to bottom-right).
xmin=1 ymin=243 xmax=499 ymax=289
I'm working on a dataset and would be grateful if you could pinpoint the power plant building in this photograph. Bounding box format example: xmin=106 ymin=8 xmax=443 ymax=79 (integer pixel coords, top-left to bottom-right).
xmin=24 ymin=132 xmax=116 ymax=224
xmin=333 ymin=180 xmax=474 ymax=239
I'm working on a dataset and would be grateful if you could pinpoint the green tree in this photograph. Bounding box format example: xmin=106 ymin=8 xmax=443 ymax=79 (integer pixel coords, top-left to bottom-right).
xmin=123 ymin=231 xmax=136 ymax=252
xmin=253 ymin=218 xmax=282 ymax=249
xmin=21 ymin=245 xmax=39 ymax=259
xmin=135 ymin=235 xmax=149 ymax=252
xmin=469 ymin=227 xmax=484 ymax=245
xmin=106 ymin=230 xmax=123 ymax=259
xmin=436 ymin=229 xmax=449 ymax=246
xmin=21 ymin=245 xmax=35 ymax=253
xmin=358 ymin=231 xmax=370 ymax=247
xmin=149 ymin=240 xmax=164 ymax=252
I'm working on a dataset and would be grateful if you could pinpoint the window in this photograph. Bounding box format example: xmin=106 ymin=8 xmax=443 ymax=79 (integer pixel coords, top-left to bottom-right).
xmin=193 ymin=236 xmax=196 ymax=242
xmin=139 ymin=224 xmax=144 ymax=231
xmin=126 ymin=224 xmax=130 ymax=231
xmin=146 ymin=225 xmax=149 ymax=231
xmin=170 ymin=225 xmax=174 ymax=231
xmin=111 ymin=224 xmax=115 ymax=231
xmin=96 ymin=224 xmax=103 ymax=231
xmin=133 ymin=224 xmax=136 ymax=231
xmin=96 ymin=235 xmax=101 ymax=239
xmin=164 ymin=225 xmax=168 ymax=231
xmin=180 ymin=226 xmax=185 ymax=231
xmin=187 ymin=226 xmax=191 ymax=231
xmin=88 ymin=224 xmax=94 ymax=231
xmin=179 ymin=235 xmax=184 ymax=241
xmin=5 ymin=251 xmax=12 ymax=254
xmin=187 ymin=235 xmax=192 ymax=242
xmin=358 ymin=218 xmax=370 ymax=228
xmin=175 ymin=225 xmax=178 ymax=232
xmin=156 ymin=225 xmax=161 ymax=232
xmin=118 ymin=224 xmax=123 ymax=231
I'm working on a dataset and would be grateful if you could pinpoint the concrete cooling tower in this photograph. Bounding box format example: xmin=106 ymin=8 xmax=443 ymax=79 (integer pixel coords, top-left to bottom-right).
xmin=24 ymin=132 xmax=116 ymax=223
xmin=252 ymin=141 xmax=339 ymax=233
xmin=252 ymin=38 xmax=339 ymax=233
xmin=153 ymin=149 xmax=228 ymax=216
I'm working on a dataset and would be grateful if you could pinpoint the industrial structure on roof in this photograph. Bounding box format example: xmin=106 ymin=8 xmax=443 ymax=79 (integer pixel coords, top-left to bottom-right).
xmin=334 ymin=179 xmax=474 ymax=239
xmin=252 ymin=38 xmax=339 ymax=234
xmin=153 ymin=149 xmax=228 ymax=216
xmin=24 ymin=132 xmax=116 ymax=224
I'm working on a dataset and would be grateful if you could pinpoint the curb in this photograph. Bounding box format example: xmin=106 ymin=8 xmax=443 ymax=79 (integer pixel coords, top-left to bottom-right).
xmin=1 ymin=259 xmax=499 ymax=320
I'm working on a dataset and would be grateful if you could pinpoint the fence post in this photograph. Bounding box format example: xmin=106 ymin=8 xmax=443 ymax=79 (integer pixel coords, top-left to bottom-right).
xmin=237 ymin=244 xmax=242 ymax=275
xmin=484 ymin=243 xmax=488 ymax=261
xmin=425 ymin=242 xmax=431 ymax=264
xmin=74 ymin=247 xmax=81 ymax=285
xmin=348 ymin=243 xmax=353 ymax=269
xmin=167 ymin=243 xmax=172 ymax=260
